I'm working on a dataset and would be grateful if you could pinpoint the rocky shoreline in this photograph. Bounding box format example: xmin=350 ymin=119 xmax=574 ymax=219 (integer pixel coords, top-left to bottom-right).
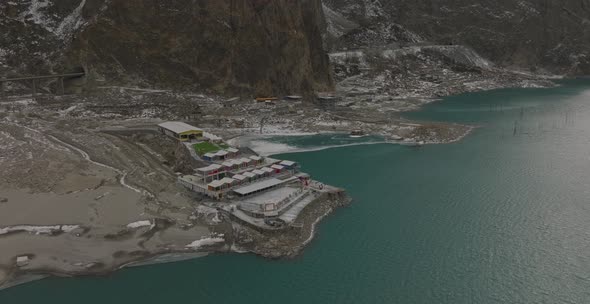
xmin=227 ymin=189 xmax=352 ymax=259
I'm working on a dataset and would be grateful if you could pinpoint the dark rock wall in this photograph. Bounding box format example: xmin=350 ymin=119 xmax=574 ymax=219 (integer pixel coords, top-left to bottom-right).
xmin=73 ymin=0 xmax=333 ymax=95
xmin=1 ymin=0 xmax=333 ymax=96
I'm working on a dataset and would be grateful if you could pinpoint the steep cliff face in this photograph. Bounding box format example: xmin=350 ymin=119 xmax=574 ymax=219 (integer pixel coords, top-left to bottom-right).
xmin=0 ymin=0 xmax=333 ymax=95
xmin=325 ymin=0 xmax=590 ymax=75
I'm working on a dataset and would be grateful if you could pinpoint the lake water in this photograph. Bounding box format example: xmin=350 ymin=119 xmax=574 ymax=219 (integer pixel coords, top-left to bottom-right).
xmin=2 ymin=80 xmax=590 ymax=303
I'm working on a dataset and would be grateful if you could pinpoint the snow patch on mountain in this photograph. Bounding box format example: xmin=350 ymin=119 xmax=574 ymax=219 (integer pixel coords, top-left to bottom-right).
xmin=362 ymin=0 xmax=384 ymax=18
xmin=382 ymin=46 xmax=494 ymax=71
xmin=322 ymin=4 xmax=358 ymax=38
xmin=19 ymin=0 xmax=88 ymax=40
xmin=20 ymin=0 xmax=50 ymax=24
xmin=338 ymin=22 xmax=423 ymax=49
xmin=517 ymin=1 xmax=540 ymax=15
xmin=55 ymin=0 xmax=87 ymax=40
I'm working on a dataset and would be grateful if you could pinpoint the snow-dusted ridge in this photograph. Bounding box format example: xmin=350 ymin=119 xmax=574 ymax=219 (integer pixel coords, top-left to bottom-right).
xmin=0 ymin=225 xmax=80 ymax=236
xmin=19 ymin=0 xmax=88 ymax=40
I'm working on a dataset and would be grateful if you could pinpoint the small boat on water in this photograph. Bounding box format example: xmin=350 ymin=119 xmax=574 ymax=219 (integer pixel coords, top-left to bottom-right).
xmin=350 ymin=129 xmax=365 ymax=138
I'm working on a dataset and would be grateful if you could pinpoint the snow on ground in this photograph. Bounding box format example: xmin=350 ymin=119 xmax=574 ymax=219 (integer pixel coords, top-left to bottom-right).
xmin=59 ymin=105 xmax=78 ymax=116
xmin=0 ymin=99 xmax=37 ymax=106
xmin=0 ymin=225 xmax=80 ymax=235
xmin=248 ymin=138 xmax=395 ymax=156
xmin=60 ymin=225 xmax=80 ymax=232
xmin=381 ymin=46 xmax=494 ymax=71
xmin=329 ymin=51 xmax=367 ymax=66
xmin=193 ymin=205 xmax=223 ymax=224
xmin=248 ymin=140 xmax=298 ymax=156
xmin=322 ymin=3 xmax=359 ymax=38
xmin=196 ymin=205 xmax=217 ymax=215
xmin=186 ymin=234 xmax=225 ymax=249
xmin=20 ymin=0 xmax=88 ymax=40
xmin=259 ymin=124 xmax=310 ymax=135
xmin=362 ymin=0 xmax=385 ymax=18
xmin=1 ymin=121 xmax=70 ymax=154
xmin=126 ymin=220 xmax=153 ymax=229
xmin=54 ymin=0 xmax=86 ymax=39
xmin=0 ymin=47 xmax=10 ymax=67
xmin=97 ymin=86 xmax=170 ymax=93
xmin=20 ymin=0 xmax=52 ymax=27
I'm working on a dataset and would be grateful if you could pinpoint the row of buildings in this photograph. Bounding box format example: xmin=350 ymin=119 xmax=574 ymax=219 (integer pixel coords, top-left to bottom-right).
xmin=182 ymin=157 xmax=300 ymax=199
xmin=160 ymin=120 xmax=322 ymax=226
xmin=195 ymin=157 xmax=293 ymax=183
xmin=202 ymin=148 xmax=240 ymax=161
xmin=160 ymin=121 xmax=312 ymax=214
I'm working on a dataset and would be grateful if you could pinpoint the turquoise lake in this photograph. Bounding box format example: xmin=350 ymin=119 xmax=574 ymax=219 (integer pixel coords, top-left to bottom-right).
xmin=2 ymin=79 xmax=590 ymax=303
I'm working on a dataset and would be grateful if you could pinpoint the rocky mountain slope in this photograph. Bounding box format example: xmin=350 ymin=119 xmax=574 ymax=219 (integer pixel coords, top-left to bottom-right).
xmin=1 ymin=0 xmax=588 ymax=98
xmin=0 ymin=0 xmax=332 ymax=96
xmin=324 ymin=0 xmax=590 ymax=75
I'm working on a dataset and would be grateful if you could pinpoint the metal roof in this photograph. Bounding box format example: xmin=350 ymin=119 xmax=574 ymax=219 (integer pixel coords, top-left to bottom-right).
xmin=249 ymin=155 xmax=262 ymax=161
xmin=233 ymin=178 xmax=285 ymax=196
xmin=220 ymin=177 xmax=235 ymax=184
xmin=232 ymin=174 xmax=248 ymax=181
xmin=227 ymin=148 xmax=239 ymax=153
xmin=280 ymin=160 xmax=296 ymax=167
xmin=215 ymin=150 xmax=229 ymax=156
xmin=158 ymin=121 xmax=202 ymax=134
xmin=261 ymin=167 xmax=274 ymax=173
xmin=243 ymin=172 xmax=256 ymax=178
xmin=271 ymin=164 xmax=285 ymax=170
xmin=252 ymin=169 xmax=265 ymax=175
xmin=231 ymin=159 xmax=245 ymax=165
xmin=208 ymin=180 xmax=225 ymax=188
